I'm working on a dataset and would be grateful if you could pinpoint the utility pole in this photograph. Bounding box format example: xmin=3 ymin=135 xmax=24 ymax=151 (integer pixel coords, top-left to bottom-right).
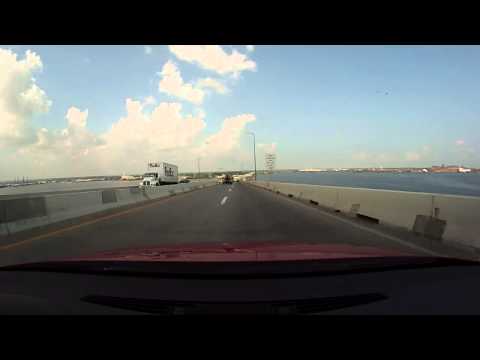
xmin=197 ymin=158 xmax=201 ymax=178
xmin=247 ymin=132 xmax=257 ymax=181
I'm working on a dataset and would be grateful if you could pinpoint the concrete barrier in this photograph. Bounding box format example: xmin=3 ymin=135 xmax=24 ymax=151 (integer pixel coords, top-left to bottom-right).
xmin=433 ymin=194 xmax=480 ymax=247
xmin=0 ymin=223 xmax=8 ymax=236
xmin=46 ymin=190 xmax=101 ymax=211
xmin=0 ymin=197 xmax=50 ymax=234
xmin=115 ymin=188 xmax=146 ymax=205
xmin=115 ymin=188 xmax=134 ymax=204
xmin=45 ymin=191 xmax=104 ymax=225
xmin=281 ymin=183 xmax=339 ymax=208
xmin=101 ymin=189 xmax=117 ymax=204
xmin=335 ymin=187 xmax=433 ymax=229
xmin=253 ymin=180 xmax=480 ymax=248
xmin=143 ymin=186 xmax=169 ymax=199
xmin=0 ymin=179 xmax=217 ymax=236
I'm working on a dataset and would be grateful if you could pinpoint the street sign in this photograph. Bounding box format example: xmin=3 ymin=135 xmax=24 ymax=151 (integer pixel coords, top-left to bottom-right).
xmin=265 ymin=153 xmax=276 ymax=174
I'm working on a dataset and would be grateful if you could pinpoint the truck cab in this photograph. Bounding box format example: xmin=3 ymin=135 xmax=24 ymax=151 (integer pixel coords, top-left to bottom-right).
xmin=139 ymin=172 xmax=160 ymax=187
xmin=223 ymin=174 xmax=233 ymax=184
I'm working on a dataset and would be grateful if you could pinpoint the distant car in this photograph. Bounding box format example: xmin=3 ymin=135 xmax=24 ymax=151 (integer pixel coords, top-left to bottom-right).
xmin=179 ymin=179 xmax=190 ymax=183
xmin=223 ymin=175 xmax=233 ymax=184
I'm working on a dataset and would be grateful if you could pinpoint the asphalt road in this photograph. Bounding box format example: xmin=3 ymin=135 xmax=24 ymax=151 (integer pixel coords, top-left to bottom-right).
xmin=0 ymin=183 xmax=465 ymax=266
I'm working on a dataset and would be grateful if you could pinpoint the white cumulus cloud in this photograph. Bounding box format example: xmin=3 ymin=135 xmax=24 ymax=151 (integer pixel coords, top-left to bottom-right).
xmin=455 ymin=139 xmax=465 ymax=146
xmin=142 ymin=95 xmax=156 ymax=106
xmin=258 ymin=142 xmax=277 ymax=153
xmin=19 ymin=83 xmax=51 ymax=114
xmin=15 ymin=99 xmax=208 ymax=177
xmin=197 ymin=114 xmax=256 ymax=156
xmin=103 ymin=99 xmax=205 ymax=151
xmin=27 ymin=107 xmax=104 ymax=159
xmin=196 ymin=77 xmax=228 ymax=94
xmin=246 ymin=45 xmax=255 ymax=52
xmin=168 ymin=45 xmax=256 ymax=77
xmin=0 ymin=47 xmax=258 ymax=178
xmin=93 ymin=99 xmax=209 ymax=174
xmin=0 ymin=48 xmax=52 ymax=147
xmin=7 ymin=94 xmax=257 ymax=178
xmin=158 ymin=60 xmax=205 ymax=105
xmin=144 ymin=46 xmax=153 ymax=55
xmin=97 ymin=102 xmax=258 ymax=175
xmin=193 ymin=113 xmax=256 ymax=172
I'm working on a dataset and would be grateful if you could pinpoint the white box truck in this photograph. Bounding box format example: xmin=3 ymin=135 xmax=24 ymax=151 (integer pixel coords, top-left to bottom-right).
xmin=139 ymin=162 xmax=178 ymax=187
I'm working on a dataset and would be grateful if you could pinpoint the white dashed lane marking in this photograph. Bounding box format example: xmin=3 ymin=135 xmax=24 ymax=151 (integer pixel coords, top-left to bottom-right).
xmin=220 ymin=196 xmax=228 ymax=205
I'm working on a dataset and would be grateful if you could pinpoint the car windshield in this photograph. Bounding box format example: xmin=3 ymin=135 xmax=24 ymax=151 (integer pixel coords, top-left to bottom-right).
xmin=0 ymin=45 xmax=479 ymax=272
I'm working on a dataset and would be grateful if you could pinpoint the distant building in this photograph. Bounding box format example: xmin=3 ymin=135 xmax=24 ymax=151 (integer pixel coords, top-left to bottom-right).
xmin=430 ymin=165 xmax=472 ymax=173
xmin=298 ymin=168 xmax=327 ymax=172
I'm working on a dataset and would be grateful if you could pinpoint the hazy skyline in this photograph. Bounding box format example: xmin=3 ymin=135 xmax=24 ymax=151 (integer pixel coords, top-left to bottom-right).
xmin=1 ymin=45 xmax=479 ymax=180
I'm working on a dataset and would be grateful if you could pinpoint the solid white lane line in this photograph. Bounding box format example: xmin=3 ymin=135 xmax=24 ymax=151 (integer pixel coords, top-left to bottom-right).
xmin=220 ymin=196 xmax=228 ymax=205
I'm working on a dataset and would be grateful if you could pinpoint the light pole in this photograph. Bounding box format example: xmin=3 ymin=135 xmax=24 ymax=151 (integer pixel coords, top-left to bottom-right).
xmin=247 ymin=131 xmax=257 ymax=181
xmin=197 ymin=140 xmax=210 ymax=179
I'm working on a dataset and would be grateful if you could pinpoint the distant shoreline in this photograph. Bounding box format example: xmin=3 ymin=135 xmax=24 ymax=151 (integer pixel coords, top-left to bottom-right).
xmin=2 ymin=166 xmax=479 ymax=185
xmin=295 ymin=166 xmax=478 ymax=174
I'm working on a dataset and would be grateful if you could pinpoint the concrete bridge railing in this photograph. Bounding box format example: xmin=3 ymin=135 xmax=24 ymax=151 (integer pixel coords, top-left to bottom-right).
xmin=252 ymin=180 xmax=480 ymax=249
xmin=0 ymin=180 xmax=217 ymax=237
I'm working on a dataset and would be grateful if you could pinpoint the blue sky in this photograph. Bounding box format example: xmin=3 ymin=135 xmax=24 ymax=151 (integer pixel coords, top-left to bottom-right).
xmin=0 ymin=45 xmax=479 ymax=179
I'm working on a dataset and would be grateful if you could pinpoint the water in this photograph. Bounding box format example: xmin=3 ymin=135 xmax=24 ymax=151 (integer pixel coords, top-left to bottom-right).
xmin=257 ymin=171 xmax=480 ymax=197
xmin=2 ymin=172 xmax=480 ymax=198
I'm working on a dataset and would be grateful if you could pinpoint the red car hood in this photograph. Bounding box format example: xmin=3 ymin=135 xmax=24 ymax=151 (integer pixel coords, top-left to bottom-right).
xmin=65 ymin=242 xmax=417 ymax=262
